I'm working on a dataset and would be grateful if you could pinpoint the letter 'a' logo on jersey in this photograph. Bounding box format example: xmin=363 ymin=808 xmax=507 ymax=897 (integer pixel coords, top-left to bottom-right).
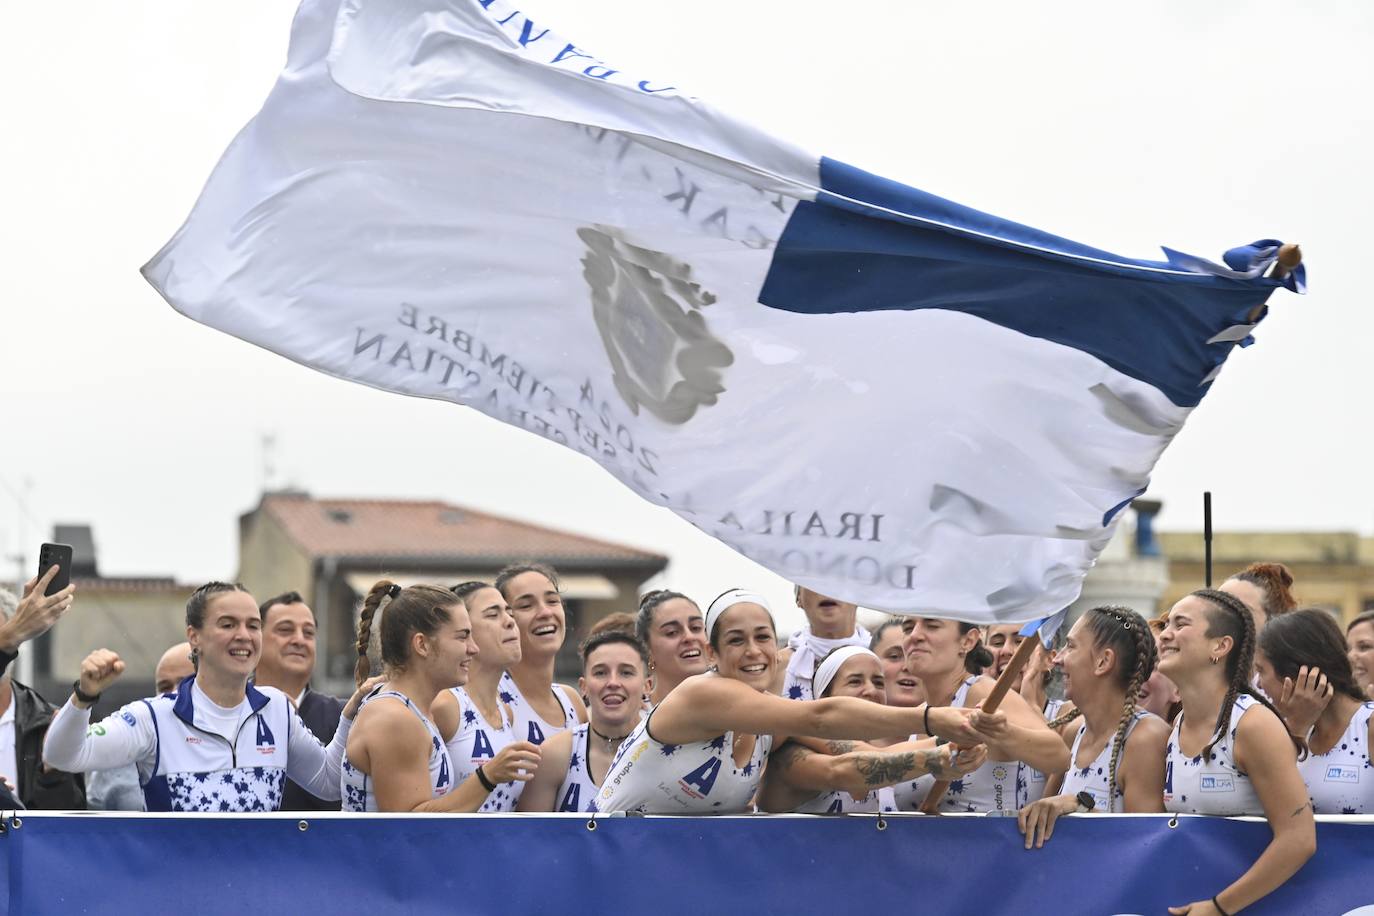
xmin=472 ymin=729 xmax=495 ymax=759
xmin=255 ymin=716 xmax=276 ymax=750
xmin=679 ymin=758 xmax=721 ymax=799
xmin=436 ymin=739 xmax=451 ymax=789
xmin=527 ymin=722 xmax=546 ymax=745
xmin=559 ymin=785 xmax=581 ymax=812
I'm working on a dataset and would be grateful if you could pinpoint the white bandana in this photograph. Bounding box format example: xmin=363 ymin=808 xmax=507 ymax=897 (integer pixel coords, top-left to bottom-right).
xmin=812 ymin=645 xmax=880 ymax=699
xmin=705 ymin=589 xmax=774 ymax=640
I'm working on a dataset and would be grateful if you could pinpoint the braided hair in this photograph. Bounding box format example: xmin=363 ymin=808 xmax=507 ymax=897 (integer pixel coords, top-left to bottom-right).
xmin=355 ymin=580 xmax=459 ymax=687
xmin=1191 ymin=588 xmax=1302 ymax=762
xmin=1046 ymin=606 xmax=1157 ymax=809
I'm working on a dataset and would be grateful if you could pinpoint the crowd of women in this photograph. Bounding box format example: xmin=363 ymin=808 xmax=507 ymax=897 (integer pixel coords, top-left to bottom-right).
xmin=29 ymin=559 xmax=1374 ymax=915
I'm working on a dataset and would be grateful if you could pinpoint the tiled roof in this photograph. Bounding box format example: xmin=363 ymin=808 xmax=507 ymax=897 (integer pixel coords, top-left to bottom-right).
xmin=256 ymin=494 xmax=667 ymax=568
xmin=72 ymin=577 xmax=193 ymax=593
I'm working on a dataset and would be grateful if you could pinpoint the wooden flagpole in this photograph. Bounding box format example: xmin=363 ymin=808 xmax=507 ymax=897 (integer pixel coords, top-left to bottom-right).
xmin=919 ymin=632 xmax=1041 ymax=814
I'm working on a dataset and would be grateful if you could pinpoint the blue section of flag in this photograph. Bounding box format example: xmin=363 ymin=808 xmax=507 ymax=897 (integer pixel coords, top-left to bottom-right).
xmin=1019 ymin=607 xmax=1069 ymax=646
xmin=759 ymin=157 xmax=1289 ymax=408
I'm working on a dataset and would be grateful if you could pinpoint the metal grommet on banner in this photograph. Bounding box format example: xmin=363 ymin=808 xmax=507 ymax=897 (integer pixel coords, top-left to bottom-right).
xmin=586 ymin=818 xmax=598 ymax=832
xmin=10 ymin=817 xmax=21 ymax=830
xmin=875 ymin=815 xmax=888 ymax=832
xmin=1167 ymin=815 xmax=1179 ymax=829
xmin=298 ymin=820 xmax=309 ymax=832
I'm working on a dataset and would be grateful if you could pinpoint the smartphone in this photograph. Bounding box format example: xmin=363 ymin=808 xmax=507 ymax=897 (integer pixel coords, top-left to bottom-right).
xmin=38 ymin=543 xmax=74 ymax=597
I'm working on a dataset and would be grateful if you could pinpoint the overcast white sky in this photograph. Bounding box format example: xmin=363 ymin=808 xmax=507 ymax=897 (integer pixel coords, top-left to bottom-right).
xmin=2 ymin=1 xmax=1370 ymax=631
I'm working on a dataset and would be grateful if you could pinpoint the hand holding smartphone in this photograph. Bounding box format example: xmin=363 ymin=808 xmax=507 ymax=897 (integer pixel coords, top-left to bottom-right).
xmin=37 ymin=543 xmax=74 ymax=597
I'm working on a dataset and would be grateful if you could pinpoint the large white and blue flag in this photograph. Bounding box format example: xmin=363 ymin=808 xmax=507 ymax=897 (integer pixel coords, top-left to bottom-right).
xmin=142 ymin=0 xmax=1302 ymax=622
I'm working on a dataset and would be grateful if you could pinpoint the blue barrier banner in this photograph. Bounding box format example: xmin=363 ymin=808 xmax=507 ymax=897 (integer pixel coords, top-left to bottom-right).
xmin=2 ymin=812 xmax=1370 ymax=915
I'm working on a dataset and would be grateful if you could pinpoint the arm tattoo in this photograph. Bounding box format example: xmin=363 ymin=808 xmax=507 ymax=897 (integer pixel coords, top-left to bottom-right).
xmin=826 ymin=740 xmax=856 ymax=755
xmin=921 ymin=749 xmax=950 ymax=780
xmin=856 ymin=752 xmax=918 ymax=787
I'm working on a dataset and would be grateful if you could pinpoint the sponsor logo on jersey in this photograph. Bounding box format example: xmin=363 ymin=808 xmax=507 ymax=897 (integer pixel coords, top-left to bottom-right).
xmin=1325 ymin=765 xmax=1360 ymax=784
xmin=255 ymin=715 xmax=276 ymax=752
xmin=1199 ymin=774 xmax=1234 ymax=793
xmin=185 ymin=736 xmax=202 ymax=744
xmin=121 ymin=711 xmax=138 ymax=727
xmin=679 ymin=757 xmax=721 ymax=799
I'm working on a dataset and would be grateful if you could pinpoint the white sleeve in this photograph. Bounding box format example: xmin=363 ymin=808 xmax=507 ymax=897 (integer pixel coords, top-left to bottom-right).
xmin=284 ymin=705 xmax=351 ymax=801
xmin=42 ymin=699 xmax=157 ymax=775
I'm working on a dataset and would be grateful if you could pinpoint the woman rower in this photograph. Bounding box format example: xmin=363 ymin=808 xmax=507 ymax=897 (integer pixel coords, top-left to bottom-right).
xmin=597 ymin=589 xmax=997 ymax=814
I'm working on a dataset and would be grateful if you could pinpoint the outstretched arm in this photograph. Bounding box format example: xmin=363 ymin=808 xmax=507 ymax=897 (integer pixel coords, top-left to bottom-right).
xmin=762 ymin=738 xmax=986 ymax=805
xmin=653 ymin=675 xmax=995 ymax=748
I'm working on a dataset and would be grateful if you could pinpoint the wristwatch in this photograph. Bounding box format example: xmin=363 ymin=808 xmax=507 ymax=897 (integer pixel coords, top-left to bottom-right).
xmin=1075 ymin=790 xmax=1096 ymax=813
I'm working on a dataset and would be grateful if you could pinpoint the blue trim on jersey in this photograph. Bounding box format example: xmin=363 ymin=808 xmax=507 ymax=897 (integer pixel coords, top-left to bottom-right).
xmin=171 ymin=675 xmax=272 ymax=727
xmin=245 ymin=681 xmax=271 ymax=714
xmin=171 ymin=675 xmax=197 ymax=725
xmin=758 ymin=156 xmax=1289 ymax=408
xmin=143 ymin=774 xmax=173 ymax=812
xmin=142 ymin=698 xmax=162 ymax=787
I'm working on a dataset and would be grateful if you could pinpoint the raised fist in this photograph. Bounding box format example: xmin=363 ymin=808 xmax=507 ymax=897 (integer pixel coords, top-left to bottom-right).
xmin=78 ymin=649 xmax=126 ymax=701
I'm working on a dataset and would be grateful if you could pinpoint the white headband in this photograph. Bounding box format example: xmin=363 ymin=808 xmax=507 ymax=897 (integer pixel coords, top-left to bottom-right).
xmin=812 ymin=645 xmax=879 ymax=698
xmin=705 ymin=589 xmax=774 ymax=640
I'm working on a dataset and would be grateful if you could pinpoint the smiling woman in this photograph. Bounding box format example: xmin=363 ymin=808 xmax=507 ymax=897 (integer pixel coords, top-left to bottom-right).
xmin=42 ymin=582 xmax=370 ymax=812
xmin=1156 ymin=589 xmax=1315 ymax=916
xmin=635 ymin=589 xmax=708 ymax=708
xmin=518 ymin=630 xmax=652 ymax=812
xmin=595 ymin=589 xmax=1003 ymax=814
xmin=495 ymin=563 xmax=588 ymax=745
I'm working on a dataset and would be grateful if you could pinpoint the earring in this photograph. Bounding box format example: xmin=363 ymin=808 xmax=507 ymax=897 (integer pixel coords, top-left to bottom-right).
xmin=1209 ymin=656 xmax=1219 ymax=665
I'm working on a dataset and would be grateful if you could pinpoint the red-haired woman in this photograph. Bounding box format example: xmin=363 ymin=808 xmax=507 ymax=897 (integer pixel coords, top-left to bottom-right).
xmin=1221 ymin=562 xmax=1297 ymax=632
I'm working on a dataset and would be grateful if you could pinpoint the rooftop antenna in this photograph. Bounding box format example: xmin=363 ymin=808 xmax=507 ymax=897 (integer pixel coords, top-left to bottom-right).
xmin=1203 ymin=491 xmax=1213 ymax=588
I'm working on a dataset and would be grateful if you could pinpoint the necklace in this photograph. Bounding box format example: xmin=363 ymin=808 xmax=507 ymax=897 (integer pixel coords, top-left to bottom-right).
xmin=590 ymin=724 xmax=630 ymax=753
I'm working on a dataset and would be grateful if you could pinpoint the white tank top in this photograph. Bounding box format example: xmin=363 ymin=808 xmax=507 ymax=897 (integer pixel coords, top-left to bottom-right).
xmin=447 ymin=686 xmax=524 ymax=812
xmin=1060 ymin=710 xmax=1152 ymax=813
xmin=903 ymin=676 xmax=1041 ymax=814
xmin=1299 ymin=702 xmax=1374 ymax=815
xmin=796 ymin=785 xmax=897 ymax=814
xmin=597 ymin=703 xmax=773 ymax=814
xmin=556 ymin=723 xmax=601 ymax=813
xmin=1164 ymin=694 xmax=1265 ymax=816
xmin=341 ymin=690 xmax=452 ymax=812
xmin=500 ymin=671 xmax=579 ymax=746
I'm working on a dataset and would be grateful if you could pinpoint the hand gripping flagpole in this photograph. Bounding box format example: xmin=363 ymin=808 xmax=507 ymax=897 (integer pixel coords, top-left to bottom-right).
xmin=918 ymin=632 xmax=1042 ymax=814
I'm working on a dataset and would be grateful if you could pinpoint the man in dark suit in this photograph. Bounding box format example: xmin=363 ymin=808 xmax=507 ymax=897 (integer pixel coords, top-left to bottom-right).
xmin=0 ymin=573 xmax=84 ymax=809
xmin=255 ymin=591 xmax=345 ymax=811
